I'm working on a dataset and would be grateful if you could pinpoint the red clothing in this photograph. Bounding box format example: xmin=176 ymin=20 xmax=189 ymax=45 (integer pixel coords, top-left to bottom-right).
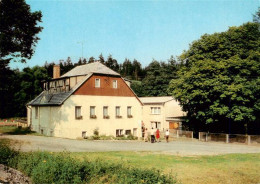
xmin=156 ymin=129 xmax=160 ymax=139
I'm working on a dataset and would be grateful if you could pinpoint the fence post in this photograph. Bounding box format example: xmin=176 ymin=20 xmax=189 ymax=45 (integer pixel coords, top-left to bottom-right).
xmin=177 ymin=130 xmax=179 ymax=138
xmin=191 ymin=131 xmax=193 ymax=140
xmin=247 ymin=135 xmax=251 ymax=145
xmin=206 ymin=133 xmax=208 ymax=142
xmin=226 ymin=134 xmax=229 ymax=143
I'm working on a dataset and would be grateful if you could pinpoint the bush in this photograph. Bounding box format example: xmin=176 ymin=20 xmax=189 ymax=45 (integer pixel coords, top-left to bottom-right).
xmin=0 ymin=140 xmax=178 ymax=184
xmin=0 ymin=140 xmax=18 ymax=165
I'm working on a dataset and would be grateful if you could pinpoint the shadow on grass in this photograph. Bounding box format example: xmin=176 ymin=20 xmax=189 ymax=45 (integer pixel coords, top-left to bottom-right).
xmin=0 ymin=126 xmax=38 ymax=135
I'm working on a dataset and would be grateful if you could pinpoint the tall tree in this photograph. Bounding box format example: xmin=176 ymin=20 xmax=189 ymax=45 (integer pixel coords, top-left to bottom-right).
xmin=169 ymin=22 xmax=260 ymax=134
xmin=253 ymin=7 xmax=260 ymax=23
xmin=14 ymin=66 xmax=49 ymax=116
xmin=0 ymin=0 xmax=43 ymax=63
xmin=88 ymin=57 xmax=95 ymax=63
xmin=98 ymin=53 xmax=105 ymax=63
xmin=132 ymin=59 xmax=142 ymax=80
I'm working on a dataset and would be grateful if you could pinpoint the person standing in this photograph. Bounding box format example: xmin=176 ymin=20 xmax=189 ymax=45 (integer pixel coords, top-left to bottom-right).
xmin=165 ymin=129 xmax=169 ymax=143
xmin=151 ymin=127 xmax=155 ymax=143
xmin=144 ymin=128 xmax=148 ymax=142
xmin=156 ymin=129 xmax=160 ymax=142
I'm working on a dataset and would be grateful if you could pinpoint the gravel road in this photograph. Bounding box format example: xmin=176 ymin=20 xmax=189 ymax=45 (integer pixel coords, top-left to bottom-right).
xmin=1 ymin=135 xmax=260 ymax=155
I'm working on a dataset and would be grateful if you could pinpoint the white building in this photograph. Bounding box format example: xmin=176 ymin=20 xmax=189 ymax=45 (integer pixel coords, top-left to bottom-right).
xmin=27 ymin=62 xmax=185 ymax=139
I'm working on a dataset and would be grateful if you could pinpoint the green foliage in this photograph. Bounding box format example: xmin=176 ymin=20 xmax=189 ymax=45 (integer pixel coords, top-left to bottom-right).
xmin=0 ymin=140 xmax=18 ymax=165
xmin=253 ymin=7 xmax=260 ymax=23
xmin=91 ymin=128 xmax=100 ymax=140
xmin=0 ymin=142 xmax=177 ymax=184
xmin=142 ymin=58 xmax=179 ymax=97
xmin=169 ymin=22 xmax=260 ymax=134
xmin=0 ymin=0 xmax=43 ymax=63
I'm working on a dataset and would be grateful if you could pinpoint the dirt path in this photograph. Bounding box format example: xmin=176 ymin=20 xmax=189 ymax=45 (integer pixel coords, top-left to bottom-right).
xmin=1 ymin=135 xmax=260 ymax=155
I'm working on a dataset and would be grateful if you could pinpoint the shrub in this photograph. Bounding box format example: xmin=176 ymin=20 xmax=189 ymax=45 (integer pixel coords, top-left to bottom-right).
xmin=0 ymin=141 xmax=178 ymax=184
xmin=0 ymin=140 xmax=18 ymax=165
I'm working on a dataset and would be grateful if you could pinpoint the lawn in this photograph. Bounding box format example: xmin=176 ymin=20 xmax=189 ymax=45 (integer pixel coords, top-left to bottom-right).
xmin=0 ymin=135 xmax=259 ymax=184
xmin=71 ymin=152 xmax=260 ymax=184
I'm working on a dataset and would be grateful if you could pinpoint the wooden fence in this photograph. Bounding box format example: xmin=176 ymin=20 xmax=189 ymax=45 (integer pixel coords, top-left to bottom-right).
xmin=199 ymin=132 xmax=260 ymax=145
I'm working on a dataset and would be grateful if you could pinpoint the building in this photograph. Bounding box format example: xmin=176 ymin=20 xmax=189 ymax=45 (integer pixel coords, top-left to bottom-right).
xmin=27 ymin=62 xmax=143 ymax=139
xmin=27 ymin=62 xmax=185 ymax=139
xmin=140 ymin=96 xmax=185 ymax=131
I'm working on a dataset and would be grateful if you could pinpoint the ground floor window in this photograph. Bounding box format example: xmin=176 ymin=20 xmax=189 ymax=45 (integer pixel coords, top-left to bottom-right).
xmin=35 ymin=106 xmax=39 ymax=119
xmin=82 ymin=131 xmax=87 ymax=138
xmin=125 ymin=129 xmax=131 ymax=135
xmin=151 ymin=121 xmax=161 ymax=129
xmin=116 ymin=129 xmax=123 ymax=137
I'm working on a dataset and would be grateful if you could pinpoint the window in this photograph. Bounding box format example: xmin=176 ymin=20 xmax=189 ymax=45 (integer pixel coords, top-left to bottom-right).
xmin=151 ymin=122 xmax=161 ymax=129
xmin=151 ymin=107 xmax=161 ymax=114
xmin=127 ymin=106 xmax=132 ymax=118
xmin=95 ymin=78 xmax=100 ymax=88
xmin=116 ymin=129 xmax=123 ymax=137
xmin=125 ymin=130 xmax=131 ymax=135
xmin=116 ymin=106 xmax=122 ymax=118
xmin=90 ymin=106 xmax=96 ymax=118
xmin=75 ymin=106 xmax=82 ymax=119
xmin=103 ymin=106 xmax=109 ymax=119
xmin=82 ymin=131 xmax=87 ymax=138
xmin=35 ymin=106 xmax=39 ymax=119
xmin=113 ymin=80 xmax=117 ymax=88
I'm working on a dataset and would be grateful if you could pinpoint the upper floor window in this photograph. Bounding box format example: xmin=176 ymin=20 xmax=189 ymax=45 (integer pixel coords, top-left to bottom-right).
xmin=151 ymin=107 xmax=161 ymax=115
xmin=127 ymin=106 xmax=132 ymax=118
xmin=35 ymin=106 xmax=39 ymax=119
xmin=116 ymin=106 xmax=122 ymax=118
xmin=113 ymin=80 xmax=117 ymax=88
xmin=103 ymin=106 xmax=109 ymax=119
xmin=75 ymin=106 xmax=82 ymax=119
xmin=90 ymin=106 xmax=96 ymax=119
xmin=95 ymin=78 xmax=100 ymax=88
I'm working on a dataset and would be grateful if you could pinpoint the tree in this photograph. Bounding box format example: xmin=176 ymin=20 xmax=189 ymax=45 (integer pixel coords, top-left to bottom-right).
xmin=88 ymin=57 xmax=95 ymax=63
xmin=14 ymin=66 xmax=49 ymax=116
xmin=98 ymin=53 xmax=105 ymax=63
xmin=169 ymin=22 xmax=260 ymax=134
xmin=142 ymin=60 xmax=175 ymax=96
xmin=105 ymin=55 xmax=119 ymax=72
xmin=132 ymin=59 xmax=142 ymax=80
xmin=253 ymin=7 xmax=260 ymax=23
xmin=0 ymin=0 xmax=43 ymax=63
xmin=121 ymin=58 xmax=133 ymax=78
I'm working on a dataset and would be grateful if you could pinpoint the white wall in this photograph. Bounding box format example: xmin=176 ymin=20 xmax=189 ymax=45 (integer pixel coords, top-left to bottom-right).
xmin=31 ymin=95 xmax=143 ymax=139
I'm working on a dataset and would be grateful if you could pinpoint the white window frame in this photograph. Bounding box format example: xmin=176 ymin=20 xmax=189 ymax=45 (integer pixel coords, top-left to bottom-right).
xmin=113 ymin=80 xmax=117 ymax=88
xmin=116 ymin=106 xmax=121 ymax=118
xmin=95 ymin=78 xmax=100 ymax=88
xmin=151 ymin=121 xmax=161 ymax=129
xmin=127 ymin=106 xmax=132 ymax=118
xmin=103 ymin=106 xmax=109 ymax=118
xmin=151 ymin=107 xmax=161 ymax=115
xmin=75 ymin=106 xmax=82 ymax=119
xmin=90 ymin=106 xmax=96 ymax=118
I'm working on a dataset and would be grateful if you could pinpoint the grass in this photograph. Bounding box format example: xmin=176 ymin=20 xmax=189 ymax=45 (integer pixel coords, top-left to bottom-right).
xmin=0 ymin=135 xmax=259 ymax=184
xmin=71 ymin=152 xmax=260 ymax=184
xmin=0 ymin=126 xmax=40 ymax=135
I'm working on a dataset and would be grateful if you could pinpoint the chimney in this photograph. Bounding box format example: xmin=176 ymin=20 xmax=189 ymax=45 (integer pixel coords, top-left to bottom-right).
xmin=53 ymin=65 xmax=60 ymax=79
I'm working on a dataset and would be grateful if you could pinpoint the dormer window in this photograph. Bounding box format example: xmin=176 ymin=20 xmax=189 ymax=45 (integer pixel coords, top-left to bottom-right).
xmin=113 ymin=80 xmax=117 ymax=88
xmin=95 ymin=78 xmax=100 ymax=88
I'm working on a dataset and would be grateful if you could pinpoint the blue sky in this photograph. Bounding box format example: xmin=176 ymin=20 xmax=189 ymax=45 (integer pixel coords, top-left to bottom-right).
xmin=11 ymin=0 xmax=259 ymax=69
